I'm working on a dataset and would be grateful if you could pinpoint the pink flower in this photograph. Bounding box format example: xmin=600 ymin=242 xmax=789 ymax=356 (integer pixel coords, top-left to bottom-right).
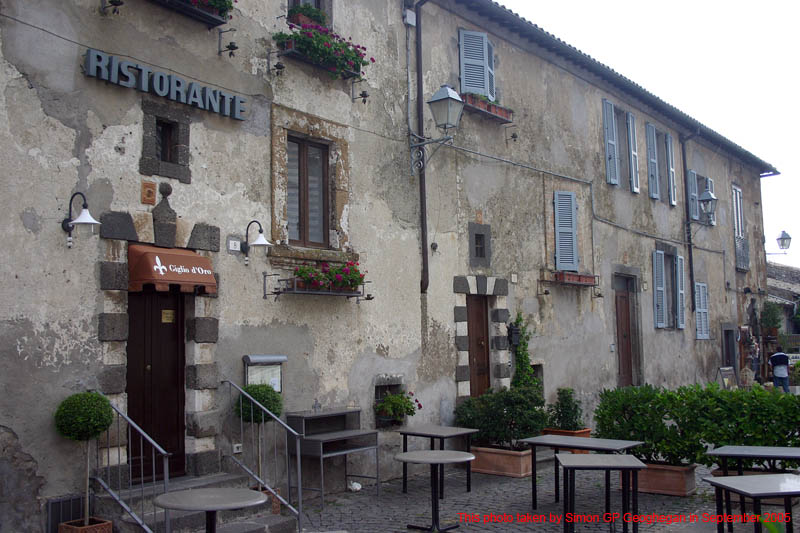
xmin=335 ymin=274 xmax=343 ymax=281
xmin=370 ymin=57 xmax=375 ymax=63
xmin=342 ymin=267 xmax=350 ymax=274
xmin=409 ymin=391 xmax=414 ymax=396
xmin=347 ymin=61 xmax=354 ymax=67
xmin=324 ymin=42 xmax=331 ymax=48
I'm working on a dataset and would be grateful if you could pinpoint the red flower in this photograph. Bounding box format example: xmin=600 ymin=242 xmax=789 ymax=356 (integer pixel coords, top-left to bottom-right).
xmin=335 ymin=274 xmax=343 ymax=281
xmin=370 ymin=57 xmax=375 ymax=63
xmin=324 ymin=42 xmax=331 ymax=48
xmin=342 ymin=267 xmax=350 ymax=274
xmin=409 ymin=391 xmax=414 ymax=396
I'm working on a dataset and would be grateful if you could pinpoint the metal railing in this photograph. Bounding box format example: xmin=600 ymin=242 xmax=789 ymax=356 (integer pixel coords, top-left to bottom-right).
xmin=93 ymin=401 xmax=172 ymax=533
xmin=222 ymin=380 xmax=303 ymax=532
xmin=735 ymin=236 xmax=750 ymax=272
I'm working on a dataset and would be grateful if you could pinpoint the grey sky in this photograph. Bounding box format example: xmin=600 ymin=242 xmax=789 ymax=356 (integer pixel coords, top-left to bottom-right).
xmin=497 ymin=0 xmax=798 ymax=268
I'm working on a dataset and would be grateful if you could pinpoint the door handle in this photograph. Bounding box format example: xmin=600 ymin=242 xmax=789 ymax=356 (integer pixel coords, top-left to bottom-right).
xmin=478 ymin=340 xmax=485 ymax=347
xmin=146 ymin=365 xmax=152 ymax=371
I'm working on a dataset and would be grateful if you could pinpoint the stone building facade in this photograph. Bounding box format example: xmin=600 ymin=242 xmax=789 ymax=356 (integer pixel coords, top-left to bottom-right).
xmin=0 ymin=0 xmax=776 ymax=529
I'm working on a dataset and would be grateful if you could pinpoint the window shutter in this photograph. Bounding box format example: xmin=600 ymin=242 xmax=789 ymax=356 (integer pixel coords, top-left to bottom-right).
xmin=666 ymin=134 xmax=677 ymax=206
xmin=688 ymin=170 xmax=699 ymax=220
xmin=695 ymin=282 xmax=709 ymax=339
xmin=602 ymin=99 xmax=619 ymax=185
xmin=486 ymin=40 xmax=495 ymax=101
xmin=653 ymin=250 xmax=665 ymax=328
xmin=676 ymin=255 xmax=685 ymax=329
xmin=646 ymin=123 xmax=659 ymax=199
xmin=459 ymin=30 xmax=490 ymax=99
xmin=627 ymin=112 xmax=639 ymax=193
xmin=554 ymin=191 xmax=579 ymax=272
xmin=706 ymin=178 xmax=716 ymax=226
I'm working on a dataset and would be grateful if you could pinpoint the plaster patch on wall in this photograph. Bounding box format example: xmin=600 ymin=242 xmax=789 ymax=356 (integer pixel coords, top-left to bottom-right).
xmin=20 ymin=207 xmax=41 ymax=234
xmin=1 ymin=317 xmax=100 ymax=369
xmin=0 ymin=425 xmax=45 ymax=533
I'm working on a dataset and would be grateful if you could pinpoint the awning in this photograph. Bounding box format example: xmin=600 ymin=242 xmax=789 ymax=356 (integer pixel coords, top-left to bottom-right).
xmin=128 ymin=244 xmax=217 ymax=294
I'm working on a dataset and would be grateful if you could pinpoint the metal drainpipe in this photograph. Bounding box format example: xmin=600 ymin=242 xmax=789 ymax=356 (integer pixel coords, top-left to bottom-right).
xmin=415 ymin=0 xmax=432 ymax=293
xmin=680 ymin=130 xmax=699 ymax=310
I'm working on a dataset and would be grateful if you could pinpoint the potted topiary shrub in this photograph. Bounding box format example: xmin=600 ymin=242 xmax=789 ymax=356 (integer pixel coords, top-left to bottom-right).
xmin=54 ymin=391 xmax=114 ymax=533
xmin=761 ymin=301 xmax=783 ymax=337
xmin=593 ymin=384 xmax=704 ymax=496
xmin=543 ymin=388 xmax=591 ymax=453
xmin=235 ymin=384 xmax=283 ymax=512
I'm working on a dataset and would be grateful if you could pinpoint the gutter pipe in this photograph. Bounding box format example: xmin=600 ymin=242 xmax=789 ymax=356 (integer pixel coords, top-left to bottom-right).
xmin=680 ymin=130 xmax=699 ymax=310
xmin=415 ymin=0 xmax=432 ymax=293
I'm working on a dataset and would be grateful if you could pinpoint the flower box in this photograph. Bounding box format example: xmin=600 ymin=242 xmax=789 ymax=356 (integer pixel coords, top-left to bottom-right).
xmin=541 ymin=427 xmax=591 ymax=454
xmin=58 ymin=518 xmax=113 ymax=533
xmin=554 ymin=271 xmax=598 ymax=286
xmin=278 ymin=40 xmax=360 ymax=80
xmin=461 ymin=93 xmax=514 ymax=124
xmin=148 ymin=0 xmax=228 ymax=27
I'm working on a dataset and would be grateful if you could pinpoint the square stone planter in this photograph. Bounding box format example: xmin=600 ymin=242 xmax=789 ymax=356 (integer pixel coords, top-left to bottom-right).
xmin=470 ymin=445 xmax=531 ymax=477
xmin=631 ymin=463 xmax=696 ymax=496
xmin=58 ymin=518 xmax=113 ymax=533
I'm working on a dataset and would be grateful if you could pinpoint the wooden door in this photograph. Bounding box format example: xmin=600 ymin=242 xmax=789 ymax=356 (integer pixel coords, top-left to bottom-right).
xmin=467 ymin=295 xmax=490 ymax=397
xmin=615 ymin=282 xmax=633 ymax=387
xmin=127 ymin=287 xmax=185 ymax=479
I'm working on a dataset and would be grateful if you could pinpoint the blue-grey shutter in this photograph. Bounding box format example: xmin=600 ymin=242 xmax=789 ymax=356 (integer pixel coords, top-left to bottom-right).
xmin=706 ymin=178 xmax=716 ymax=226
xmin=554 ymin=191 xmax=578 ymax=271
xmin=646 ymin=123 xmax=659 ymax=199
xmin=602 ymin=99 xmax=619 ymax=185
xmin=627 ymin=112 xmax=639 ymax=193
xmin=486 ymin=40 xmax=495 ymax=101
xmin=688 ymin=170 xmax=699 ymax=220
xmin=676 ymin=255 xmax=685 ymax=329
xmin=459 ymin=29 xmax=489 ymax=98
xmin=695 ymin=283 xmax=709 ymax=339
xmin=666 ymin=134 xmax=677 ymax=206
xmin=653 ymin=250 xmax=665 ymax=328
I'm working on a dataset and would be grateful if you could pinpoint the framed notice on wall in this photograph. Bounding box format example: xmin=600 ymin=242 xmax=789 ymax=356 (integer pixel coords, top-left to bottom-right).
xmin=715 ymin=366 xmax=738 ymax=390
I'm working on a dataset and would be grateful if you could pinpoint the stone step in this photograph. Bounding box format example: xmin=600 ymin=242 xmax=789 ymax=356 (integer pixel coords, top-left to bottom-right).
xmin=116 ymin=505 xmax=295 ymax=533
xmin=95 ymin=472 xmax=252 ymax=516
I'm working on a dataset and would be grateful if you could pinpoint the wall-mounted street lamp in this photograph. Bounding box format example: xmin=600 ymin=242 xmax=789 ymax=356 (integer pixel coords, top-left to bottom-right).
xmin=351 ymin=79 xmax=369 ymax=104
xmin=409 ymin=85 xmax=464 ymax=172
xmin=242 ymin=220 xmax=272 ymax=266
xmin=698 ymin=189 xmax=718 ymax=219
xmin=767 ymin=231 xmax=792 ymax=255
xmin=61 ymin=192 xmax=101 ymax=248
xmin=100 ymin=0 xmax=124 ymax=14
xmin=218 ymin=28 xmax=238 ymax=58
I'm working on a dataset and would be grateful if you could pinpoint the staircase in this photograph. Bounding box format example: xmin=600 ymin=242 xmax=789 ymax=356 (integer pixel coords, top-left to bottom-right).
xmin=94 ymin=472 xmax=295 ymax=533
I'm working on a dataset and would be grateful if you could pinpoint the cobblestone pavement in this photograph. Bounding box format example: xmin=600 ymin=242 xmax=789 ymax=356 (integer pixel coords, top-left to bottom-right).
xmin=298 ymin=460 xmax=797 ymax=532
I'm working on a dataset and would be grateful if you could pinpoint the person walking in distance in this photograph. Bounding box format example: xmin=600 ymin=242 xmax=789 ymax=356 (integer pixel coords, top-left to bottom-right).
xmin=768 ymin=346 xmax=790 ymax=393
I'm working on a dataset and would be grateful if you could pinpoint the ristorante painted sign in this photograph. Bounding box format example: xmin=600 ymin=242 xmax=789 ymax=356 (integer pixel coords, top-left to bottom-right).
xmin=84 ymin=49 xmax=246 ymax=120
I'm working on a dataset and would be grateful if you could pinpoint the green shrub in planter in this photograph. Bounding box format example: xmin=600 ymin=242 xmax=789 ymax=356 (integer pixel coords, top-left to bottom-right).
xmin=54 ymin=392 xmax=114 ymax=527
xmin=235 ymin=384 xmax=283 ymax=423
xmin=55 ymin=391 xmax=113 ymax=442
xmin=593 ymin=385 xmax=667 ymax=464
xmin=547 ymin=388 xmax=585 ymax=430
xmin=761 ymin=301 xmax=783 ymax=331
xmin=454 ymin=383 xmax=547 ymax=450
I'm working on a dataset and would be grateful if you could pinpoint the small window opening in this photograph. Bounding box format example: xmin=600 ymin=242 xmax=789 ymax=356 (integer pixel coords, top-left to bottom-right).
xmin=156 ymin=119 xmax=177 ymax=164
xmin=474 ymin=234 xmax=486 ymax=258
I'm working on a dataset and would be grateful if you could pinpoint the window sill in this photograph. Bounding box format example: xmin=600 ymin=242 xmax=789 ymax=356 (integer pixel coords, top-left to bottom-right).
xmin=149 ymin=0 xmax=229 ymax=27
xmin=554 ymin=271 xmax=598 ymax=286
xmin=461 ymin=94 xmax=514 ymax=124
xmin=267 ymin=244 xmax=359 ymax=268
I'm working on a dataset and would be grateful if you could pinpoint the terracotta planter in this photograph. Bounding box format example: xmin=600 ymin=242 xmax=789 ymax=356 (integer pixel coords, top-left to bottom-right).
xmin=288 ymin=13 xmax=317 ymax=26
xmin=470 ymin=446 xmax=531 ymax=478
xmin=542 ymin=427 xmax=591 ymax=454
xmin=710 ymin=468 xmax=798 ymax=506
xmin=58 ymin=518 xmax=113 ymax=533
xmin=629 ymin=463 xmax=696 ymax=496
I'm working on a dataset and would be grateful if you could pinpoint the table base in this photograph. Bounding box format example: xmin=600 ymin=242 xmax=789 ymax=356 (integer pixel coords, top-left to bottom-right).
xmin=206 ymin=510 xmax=217 ymax=533
xmin=406 ymin=464 xmax=460 ymax=533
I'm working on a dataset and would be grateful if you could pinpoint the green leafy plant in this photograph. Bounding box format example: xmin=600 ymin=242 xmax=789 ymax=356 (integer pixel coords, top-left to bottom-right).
xmin=189 ymin=0 xmax=234 ymax=18
xmin=293 ymin=263 xmax=324 ymax=288
xmin=326 ymin=261 xmax=365 ymax=290
xmin=288 ymin=3 xmax=327 ymax=24
xmin=546 ymin=388 xmax=585 ymax=431
xmin=54 ymin=392 xmax=114 ymax=526
xmin=594 ymin=385 xmax=666 ymax=464
xmin=790 ymin=363 xmax=800 ymax=386
xmin=510 ymin=313 xmax=537 ymax=390
xmin=235 ymin=384 xmax=283 ymax=423
xmin=454 ymin=383 xmax=547 ymax=450
xmin=375 ymin=391 xmax=420 ymax=421
xmin=273 ymin=24 xmax=373 ymax=80
xmin=761 ymin=301 xmax=783 ymax=330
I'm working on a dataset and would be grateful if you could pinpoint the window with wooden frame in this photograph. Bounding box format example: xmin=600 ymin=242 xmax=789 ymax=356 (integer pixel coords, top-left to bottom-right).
xmin=156 ymin=119 xmax=177 ymax=164
xmin=287 ymin=137 xmax=329 ymax=248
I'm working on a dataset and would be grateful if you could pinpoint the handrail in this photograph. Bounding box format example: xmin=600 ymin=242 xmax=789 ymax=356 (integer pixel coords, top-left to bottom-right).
xmin=222 ymin=379 xmax=303 ymax=532
xmin=94 ymin=400 xmax=172 ymax=533
xmin=222 ymin=380 xmax=301 ymax=436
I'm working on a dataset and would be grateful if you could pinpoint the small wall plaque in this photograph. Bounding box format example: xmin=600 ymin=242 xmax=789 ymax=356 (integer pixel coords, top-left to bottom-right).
xmin=142 ymin=181 xmax=157 ymax=205
xmin=161 ymin=309 xmax=175 ymax=323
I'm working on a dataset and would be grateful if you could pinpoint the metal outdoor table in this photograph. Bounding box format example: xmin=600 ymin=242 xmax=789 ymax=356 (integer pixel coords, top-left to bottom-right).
xmin=557 ymin=454 xmax=646 ymax=533
xmin=153 ymin=487 xmax=267 ymax=533
xmin=399 ymin=424 xmax=479 ymax=499
xmin=708 ymin=445 xmax=800 ymax=532
xmin=395 ymin=450 xmax=475 ymax=533
xmin=521 ymin=435 xmax=643 ymax=510
xmin=703 ymin=474 xmax=800 ymax=533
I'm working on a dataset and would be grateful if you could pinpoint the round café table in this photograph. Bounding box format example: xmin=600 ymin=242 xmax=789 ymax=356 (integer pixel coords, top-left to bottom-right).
xmin=153 ymin=487 xmax=267 ymax=533
xmin=396 ymin=450 xmax=475 ymax=532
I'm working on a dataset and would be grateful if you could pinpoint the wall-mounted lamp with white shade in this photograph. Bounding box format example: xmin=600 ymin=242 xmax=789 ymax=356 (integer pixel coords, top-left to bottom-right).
xmin=61 ymin=192 xmax=100 ymax=248
xmin=242 ymin=220 xmax=272 ymax=265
